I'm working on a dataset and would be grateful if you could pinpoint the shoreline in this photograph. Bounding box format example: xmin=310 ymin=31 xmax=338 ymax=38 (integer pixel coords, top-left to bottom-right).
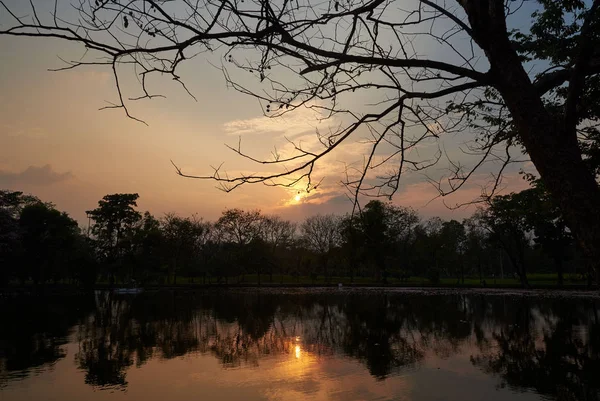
xmin=1 ymin=283 xmax=599 ymax=298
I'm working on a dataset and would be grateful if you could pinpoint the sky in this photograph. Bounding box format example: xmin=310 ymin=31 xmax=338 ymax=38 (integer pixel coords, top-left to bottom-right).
xmin=0 ymin=0 xmax=533 ymax=225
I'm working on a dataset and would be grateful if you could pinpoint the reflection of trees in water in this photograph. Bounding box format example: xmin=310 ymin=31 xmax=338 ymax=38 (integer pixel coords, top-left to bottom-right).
xmin=1 ymin=291 xmax=599 ymax=400
xmin=75 ymin=294 xmax=134 ymax=388
xmin=471 ymin=298 xmax=600 ymax=401
xmin=75 ymin=291 xmax=206 ymax=389
xmin=70 ymin=291 xmax=432 ymax=386
xmin=340 ymin=294 xmax=423 ymax=379
xmin=0 ymin=295 xmax=95 ymax=387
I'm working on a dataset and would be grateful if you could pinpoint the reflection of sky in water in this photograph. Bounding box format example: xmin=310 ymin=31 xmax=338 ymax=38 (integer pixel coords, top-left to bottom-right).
xmin=0 ymin=291 xmax=598 ymax=401
xmin=0 ymin=341 xmax=541 ymax=401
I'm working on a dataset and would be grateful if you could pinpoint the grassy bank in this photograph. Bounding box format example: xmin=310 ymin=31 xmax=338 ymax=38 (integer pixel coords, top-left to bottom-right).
xmin=101 ymin=272 xmax=590 ymax=288
xmin=2 ymin=273 xmax=594 ymax=293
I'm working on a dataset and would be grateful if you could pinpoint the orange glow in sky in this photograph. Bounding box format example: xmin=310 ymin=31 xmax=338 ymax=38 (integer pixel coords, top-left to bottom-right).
xmin=0 ymin=11 xmax=532 ymax=224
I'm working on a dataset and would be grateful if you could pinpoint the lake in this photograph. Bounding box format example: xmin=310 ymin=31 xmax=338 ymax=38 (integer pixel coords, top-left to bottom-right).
xmin=0 ymin=289 xmax=599 ymax=401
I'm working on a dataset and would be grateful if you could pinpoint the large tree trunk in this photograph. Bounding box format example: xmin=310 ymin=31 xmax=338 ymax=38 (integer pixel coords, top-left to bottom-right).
xmin=503 ymin=249 xmax=529 ymax=288
xmin=462 ymin=0 xmax=600 ymax=283
xmin=498 ymin=76 xmax=600 ymax=283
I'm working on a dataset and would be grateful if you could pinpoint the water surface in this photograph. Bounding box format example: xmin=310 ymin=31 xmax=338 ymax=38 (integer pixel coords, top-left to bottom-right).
xmin=1 ymin=289 xmax=598 ymax=401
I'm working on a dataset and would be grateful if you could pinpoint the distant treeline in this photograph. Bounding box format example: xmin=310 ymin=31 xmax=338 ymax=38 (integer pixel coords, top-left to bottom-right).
xmin=0 ymin=179 xmax=592 ymax=289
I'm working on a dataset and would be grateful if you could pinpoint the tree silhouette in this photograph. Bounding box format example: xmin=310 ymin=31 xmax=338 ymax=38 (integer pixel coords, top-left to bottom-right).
xmin=0 ymin=190 xmax=43 ymax=286
xmin=475 ymin=195 xmax=533 ymax=287
xmin=87 ymin=193 xmax=142 ymax=285
xmin=261 ymin=215 xmax=296 ymax=282
xmin=0 ymin=207 xmax=20 ymax=287
xmin=161 ymin=213 xmax=207 ymax=284
xmin=439 ymin=220 xmax=467 ymax=283
xmin=300 ymin=214 xmax=341 ymax=282
xmin=352 ymin=200 xmax=419 ymax=282
xmin=519 ymin=176 xmax=574 ymax=286
xmin=19 ymin=203 xmax=81 ymax=287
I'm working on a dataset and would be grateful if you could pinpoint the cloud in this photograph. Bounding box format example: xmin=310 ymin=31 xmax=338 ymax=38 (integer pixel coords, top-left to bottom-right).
xmin=0 ymin=164 xmax=74 ymax=187
xmin=272 ymin=169 xmax=532 ymax=223
xmin=274 ymin=193 xmax=355 ymax=221
xmin=391 ymin=172 xmax=531 ymax=217
xmin=223 ymin=104 xmax=340 ymax=138
xmin=70 ymin=70 xmax=112 ymax=85
xmin=1 ymin=124 xmax=48 ymax=139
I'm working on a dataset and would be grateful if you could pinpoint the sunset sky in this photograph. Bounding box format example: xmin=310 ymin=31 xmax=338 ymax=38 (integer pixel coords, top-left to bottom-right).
xmin=0 ymin=0 xmax=532 ymax=224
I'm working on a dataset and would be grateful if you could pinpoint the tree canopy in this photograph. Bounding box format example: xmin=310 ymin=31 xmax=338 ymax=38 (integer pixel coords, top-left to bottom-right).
xmin=0 ymin=187 xmax=593 ymax=288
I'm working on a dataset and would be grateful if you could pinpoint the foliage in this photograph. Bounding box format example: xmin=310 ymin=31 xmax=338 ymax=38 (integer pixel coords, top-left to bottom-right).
xmin=340 ymin=201 xmax=419 ymax=282
xmin=475 ymin=194 xmax=533 ymax=287
xmin=86 ymin=193 xmax=142 ymax=283
xmin=0 ymin=190 xmax=42 ymax=218
xmin=161 ymin=213 xmax=208 ymax=284
xmin=19 ymin=203 xmax=81 ymax=285
xmin=86 ymin=194 xmax=142 ymax=252
xmin=300 ymin=214 xmax=341 ymax=281
xmin=0 ymin=182 xmax=591 ymax=288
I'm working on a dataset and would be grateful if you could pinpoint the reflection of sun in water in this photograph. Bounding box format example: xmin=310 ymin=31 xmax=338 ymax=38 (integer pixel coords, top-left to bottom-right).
xmin=295 ymin=345 xmax=301 ymax=359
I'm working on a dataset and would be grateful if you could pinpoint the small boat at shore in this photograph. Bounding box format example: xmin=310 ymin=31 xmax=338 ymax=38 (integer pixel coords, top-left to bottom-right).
xmin=113 ymin=287 xmax=143 ymax=294
xmin=113 ymin=280 xmax=143 ymax=294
